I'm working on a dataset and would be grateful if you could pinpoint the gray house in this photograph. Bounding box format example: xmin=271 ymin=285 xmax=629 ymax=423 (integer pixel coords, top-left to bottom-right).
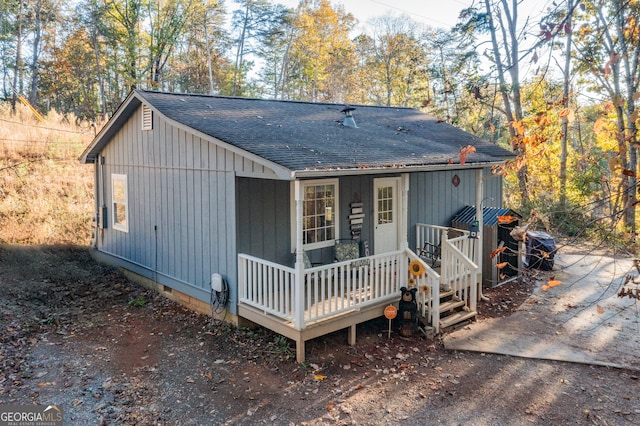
xmin=80 ymin=90 xmax=514 ymax=362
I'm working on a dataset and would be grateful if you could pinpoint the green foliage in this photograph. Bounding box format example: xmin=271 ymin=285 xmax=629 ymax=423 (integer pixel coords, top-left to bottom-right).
xmin=272 ymin=335 xmax=292 ymax=358
xmin=128 ymin=296 xmax=147 ymax=307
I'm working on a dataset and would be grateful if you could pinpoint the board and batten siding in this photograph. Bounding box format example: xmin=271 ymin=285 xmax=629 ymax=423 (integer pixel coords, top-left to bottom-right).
xmin=236 ymin=178 xmax=291 ymax=266
xmin=236 ymin=175 xmax=378 ymax=266
xmin=96 ymin=105 xmax=277 ymax=312
xmin=407 ymin=168 xmax=502 ymax=251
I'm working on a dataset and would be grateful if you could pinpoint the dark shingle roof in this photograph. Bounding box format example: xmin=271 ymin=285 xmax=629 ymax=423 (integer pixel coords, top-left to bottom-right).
xmin=83 ymin=90 xmax=514 ymax=173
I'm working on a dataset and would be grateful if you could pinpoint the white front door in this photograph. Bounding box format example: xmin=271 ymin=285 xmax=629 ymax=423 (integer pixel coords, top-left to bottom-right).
xmin=374 ymin=177 xmax=400 ymax=254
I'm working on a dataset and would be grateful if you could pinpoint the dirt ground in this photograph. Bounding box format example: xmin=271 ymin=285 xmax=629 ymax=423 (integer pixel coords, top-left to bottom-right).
xmin=1 ymin=245 xmax=639 ymax=425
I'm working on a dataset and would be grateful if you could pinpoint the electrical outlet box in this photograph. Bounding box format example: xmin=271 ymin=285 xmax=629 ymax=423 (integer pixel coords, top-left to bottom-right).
xmin=211 ymin=273 xmax=223 ymax=292
xmin=100 ymin=206 xmax=108 ymax=229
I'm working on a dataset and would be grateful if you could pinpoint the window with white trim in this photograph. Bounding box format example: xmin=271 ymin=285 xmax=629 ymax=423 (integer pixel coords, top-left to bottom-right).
xmin=141 ymin=104 xmax=153 ymax=130
xmin=112 ymin=174 xmax=129 ymax=232
xmin=302 ymin=179 xmax=338 ymax=249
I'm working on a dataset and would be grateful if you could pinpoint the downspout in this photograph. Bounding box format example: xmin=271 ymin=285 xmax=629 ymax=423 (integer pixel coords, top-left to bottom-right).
xmin=92 ymin=158 xmax=100 ymax=248
xmin=294 ymin=180 xmax=304 ymax=330
xmin=100 ymin=155 xmax=106 ymax=244
xmin=476 ymin=168 xmax=488 ymax=302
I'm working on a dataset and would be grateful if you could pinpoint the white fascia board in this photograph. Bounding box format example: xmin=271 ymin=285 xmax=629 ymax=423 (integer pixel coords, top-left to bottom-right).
xmin=291 ymin=161 xmax=506 ymax=179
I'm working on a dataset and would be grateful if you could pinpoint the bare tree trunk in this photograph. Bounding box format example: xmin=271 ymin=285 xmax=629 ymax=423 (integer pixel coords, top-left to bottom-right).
xmin=28 ymin=0 xmax=43 ymax=106
xmin=233 ymin=2 xmax=249 ymax=96
xmin=203 ymin=9 xmax=215 ymax=95
xmin=11 ymin=0 xmax=24 ymax=112
xmin=90 ymin=6 xmax=108 ymax=119
xmin=617 ymin=7 xmax=639 ymax=234
xmin=559 ymin=0 xmax=574 ymax=210
xmin=484 ymin=0 xmax=528 ymax=203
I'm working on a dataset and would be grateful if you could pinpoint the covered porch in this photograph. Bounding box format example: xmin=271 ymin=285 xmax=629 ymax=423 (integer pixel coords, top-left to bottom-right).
xmin=238 ymin=223 xmax=479 ymax=362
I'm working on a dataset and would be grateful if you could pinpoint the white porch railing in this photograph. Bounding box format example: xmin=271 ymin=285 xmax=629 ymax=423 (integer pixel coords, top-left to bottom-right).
xmin=239 ymin=225 xmax=479 ymax=335
xmin=238 ymin=251 xmax=406 ymax=330
xmin=416 ymin=224 xmax=449 ymax=257
xmin=441 ymin=235 xmax=479 ymax=315
xmin=238 ymin=255 xmax=297 ymax=322
xmin=415 ymin=223 xmax=476 ymax=262
xmin=406 ymin=249 xmax=440 ymax=331
xmin=415 ymin=224 xmax=479 ymax=333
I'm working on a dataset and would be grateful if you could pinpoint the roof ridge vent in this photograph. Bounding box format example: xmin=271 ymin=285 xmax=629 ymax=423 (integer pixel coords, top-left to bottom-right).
xmin=341 ymin=106 xmax=358 ymax=128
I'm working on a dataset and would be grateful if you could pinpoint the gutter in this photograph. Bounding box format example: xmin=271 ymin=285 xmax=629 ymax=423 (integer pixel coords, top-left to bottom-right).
xmin=290 ymin=160 xmax=508 ymax=179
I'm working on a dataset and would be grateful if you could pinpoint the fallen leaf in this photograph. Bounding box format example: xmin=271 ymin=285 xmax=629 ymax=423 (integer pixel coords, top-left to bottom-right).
xmin=326 ymin=403 xmax=335 ymax=411
xmin=597 ymin=305 xmax=605 ymax=314
xmin=497 ymin=215 xmax=517 ymax=224
xmin=490 ymin=247 xmax=507 ymax=259
xmin=314 ymin=374 xmax=327 ymax=381
xmin=541 ymin=285 xmax=550 ymax=291
xmin=547 ymin=279 xmax=562 ymax=288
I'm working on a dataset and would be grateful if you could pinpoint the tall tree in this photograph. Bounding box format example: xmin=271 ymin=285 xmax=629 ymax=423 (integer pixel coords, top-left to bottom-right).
xmin=12 ymin=0 xmax=25 ymax=111
xmin=255 ymin=7 xmax=295 ymax=99
xmin=558 ymin=0 xmax=575 ymax=210
xmin=230 ymin=0 xmax=288 ymax=96
xmin=0 ymin=0 xmax=18 ymax=99
xmin=423 ymin=27 xmax=481 ymax=126
xmin=103 ymin=0 xmax=143 ymax=91
xmin=457 ymin=0 xmax=531 ymax=205
xmin=85 ymin=0 xmax=110 ymax=118
xmin=39 ymin=28 xmax=101 ymax=120
xmin=147 ymin=0 xmax=193 ymax=88
xmin=26 ymin=0 xmax=60 ymax=107
xmin=361 ymin=15 xmax=427 ymax=107
xmin=164 ymin=0 xmax=230 ymax=94
xmin=572 ymin=0 xmax=640 ymax=232
xmin=285 ymin=0 xmax=355 ymax=102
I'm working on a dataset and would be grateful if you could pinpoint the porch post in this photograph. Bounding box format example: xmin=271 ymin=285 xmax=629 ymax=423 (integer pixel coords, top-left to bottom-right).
xmin=475 ymin=168 xmax=486 ymax=304
xmin=294 ymin=180 xmax=305 ymax=330
xmin=400 ymin=173 xmax=409 ymax=251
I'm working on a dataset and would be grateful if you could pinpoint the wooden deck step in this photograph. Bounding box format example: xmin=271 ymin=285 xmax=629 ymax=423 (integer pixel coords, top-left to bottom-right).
xmin=439 ymin=288 xmax=455 ymax=299
xmin=439 ymin=298 xmax=466 ymax=313
xmin=439 ymin=310 xmax=477 ymax=329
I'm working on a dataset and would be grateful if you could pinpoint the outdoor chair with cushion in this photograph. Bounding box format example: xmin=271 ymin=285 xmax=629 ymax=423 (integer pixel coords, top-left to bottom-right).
xmin=334 ymin=239 xmax=360 ymax=263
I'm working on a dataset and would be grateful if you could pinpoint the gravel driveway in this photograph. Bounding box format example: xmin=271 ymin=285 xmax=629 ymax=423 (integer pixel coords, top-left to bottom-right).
xmin=1 ymin=245 xmax=639 ymax=425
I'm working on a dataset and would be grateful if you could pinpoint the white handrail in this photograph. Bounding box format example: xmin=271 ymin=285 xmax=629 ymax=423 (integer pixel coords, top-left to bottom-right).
xmin=239 ymin=251 xmax=406 ymax=330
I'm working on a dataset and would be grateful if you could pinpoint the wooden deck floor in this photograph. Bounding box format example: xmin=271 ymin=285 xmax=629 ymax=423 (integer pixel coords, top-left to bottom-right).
xmin=238 ymin=290 xmax=397 ymax=363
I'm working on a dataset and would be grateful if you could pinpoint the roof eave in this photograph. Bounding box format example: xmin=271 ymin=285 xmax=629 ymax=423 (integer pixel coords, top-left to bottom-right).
xmin=78 ymin=90 xmax=142 ymax=164
xmin=290 ymin=160 xmax=508 ymax=179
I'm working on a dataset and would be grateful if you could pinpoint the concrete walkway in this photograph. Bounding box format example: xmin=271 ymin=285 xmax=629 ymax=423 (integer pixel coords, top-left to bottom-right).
xmin=443 ymin=253 xmax=640 ymax=371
